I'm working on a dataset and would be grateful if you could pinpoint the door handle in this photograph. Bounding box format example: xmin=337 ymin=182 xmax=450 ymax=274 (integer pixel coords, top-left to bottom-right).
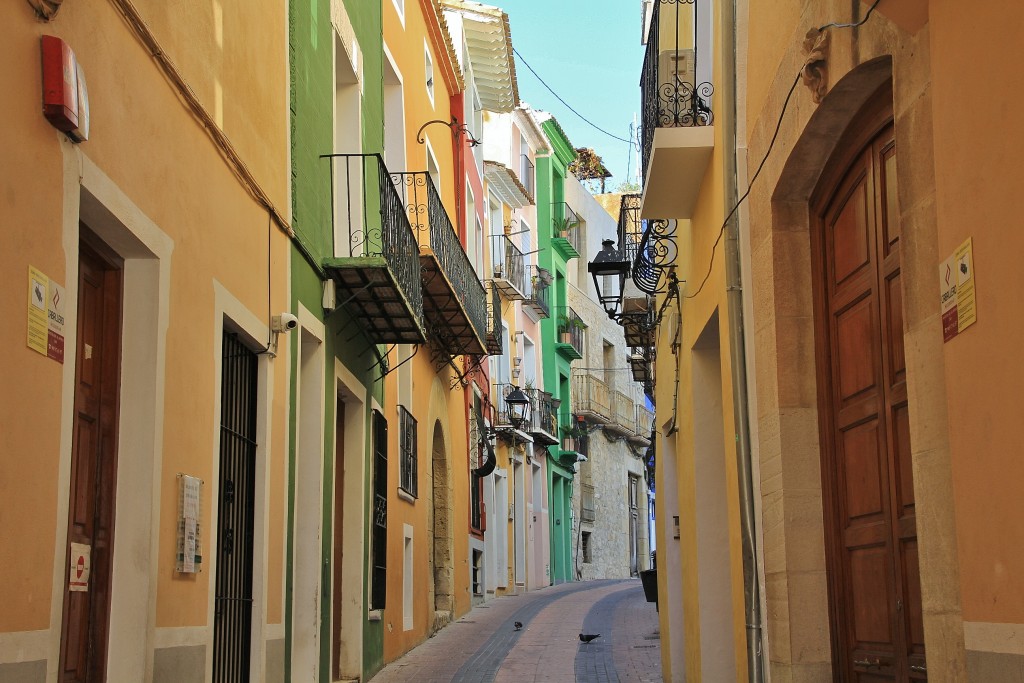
xmin=910 ymin=664 xmax=927 ymax=673
xmin=853 ymin=659 xmax=880 ymax=668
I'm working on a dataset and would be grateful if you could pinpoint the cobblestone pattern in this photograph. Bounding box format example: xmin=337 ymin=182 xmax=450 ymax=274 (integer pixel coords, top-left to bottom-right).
xmin=368 ymin=579 xmax=661 ymax=683
xmin=574 ymin=584 xmax=636 ymax=682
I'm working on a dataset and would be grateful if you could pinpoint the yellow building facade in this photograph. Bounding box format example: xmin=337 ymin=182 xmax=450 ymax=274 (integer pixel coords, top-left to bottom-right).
xmin=0 ymin=0 xmax=291 ymax=681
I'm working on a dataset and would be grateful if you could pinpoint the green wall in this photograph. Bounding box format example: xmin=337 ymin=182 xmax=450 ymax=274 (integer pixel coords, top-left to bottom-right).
xmin=535 ymin=118 xmax=579 ymax=586
xmin=288 ymin=0 xmax=386 ymax=679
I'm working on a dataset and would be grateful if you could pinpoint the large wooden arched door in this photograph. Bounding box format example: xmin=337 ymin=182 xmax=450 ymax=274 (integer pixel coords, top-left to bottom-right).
xmin=812 ymin=95 xmax=927 ymax=681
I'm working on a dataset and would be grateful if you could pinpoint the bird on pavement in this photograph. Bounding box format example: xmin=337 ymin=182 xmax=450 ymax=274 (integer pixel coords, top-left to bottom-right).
xmin=579 ymin=633 xmax=601 ymax=643
xmin=514 ymin=621 xmax=523 ymax=631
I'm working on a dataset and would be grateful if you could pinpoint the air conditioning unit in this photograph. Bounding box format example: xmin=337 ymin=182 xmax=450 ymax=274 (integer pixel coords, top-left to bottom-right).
xmin=659 ymin=48 xmax=696 ymax=88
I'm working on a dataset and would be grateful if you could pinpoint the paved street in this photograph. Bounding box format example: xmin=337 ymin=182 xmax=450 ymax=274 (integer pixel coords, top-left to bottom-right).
xmin=370 ymin=579 xmax=661 ymax=683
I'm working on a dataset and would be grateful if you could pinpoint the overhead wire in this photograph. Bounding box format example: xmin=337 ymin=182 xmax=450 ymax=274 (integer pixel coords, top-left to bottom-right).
xmin=512 ymin=47 xmax=639 ymax=148
xmin=683 ymin=0 xmax=882 ymax=300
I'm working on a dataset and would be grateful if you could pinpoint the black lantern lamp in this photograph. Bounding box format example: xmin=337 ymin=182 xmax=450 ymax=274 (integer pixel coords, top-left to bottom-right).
xmin=504 ymin=385 xmax=531 ymax=431
xmin=588 ymin=239 xmax=630 ymax=319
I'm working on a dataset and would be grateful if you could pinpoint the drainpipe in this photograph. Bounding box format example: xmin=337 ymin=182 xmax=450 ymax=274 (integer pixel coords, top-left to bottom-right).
xmin=721 ymin=1 xmax=765 ymax=682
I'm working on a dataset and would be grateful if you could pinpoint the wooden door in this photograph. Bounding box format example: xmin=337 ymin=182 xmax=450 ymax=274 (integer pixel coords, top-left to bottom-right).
xmin=60 ymin=238 xmax=123 ymax=682
xmin=814 ymin=111 xmax=926 ymax=681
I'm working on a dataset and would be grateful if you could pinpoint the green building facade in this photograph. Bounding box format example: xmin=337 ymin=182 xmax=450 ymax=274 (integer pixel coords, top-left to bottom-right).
xmin=536 ymin=116 xmax=582 ymax=585
xmin=288 ymin=1 xmax=392 ymax=679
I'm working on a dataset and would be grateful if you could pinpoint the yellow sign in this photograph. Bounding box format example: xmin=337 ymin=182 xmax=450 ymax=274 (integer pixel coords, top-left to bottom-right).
xmin=938 ymin=238 xmax=977 ymax=342
xmin=28 ymin=266 xmax=49 ymax=355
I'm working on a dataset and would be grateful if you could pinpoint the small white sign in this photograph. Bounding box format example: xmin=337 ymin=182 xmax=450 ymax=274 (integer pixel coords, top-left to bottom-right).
xmin=69 ymin=542 xmax=91 ymax=592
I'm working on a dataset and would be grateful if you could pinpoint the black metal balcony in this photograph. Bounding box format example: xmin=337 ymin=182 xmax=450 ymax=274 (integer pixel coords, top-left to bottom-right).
xmin=484 ymin=279 xmax=502 ymax=355
xmin=551 ymin=202 xmax=582 ymax=260
xmin=520 ymin=153 xmax=535 ymax=198
xmin=523 ymin=266 xmax=551 ymax=319
xmin=391 ymin=172 xmax=487 ymax=357
xmin=491 ymin=234 xmax=526 ymax=300
xmin=555 ymin=306 xmax=585 ymax=361
xmin=617 ymin=192 xmax=677 ymax=297
xmin=526 ymin=387 xmax=559 ymax=446
xmin=640 ymin=0 xmax=714 ymax=182
xmin=321 ymin=153 xmax=426 ymax=344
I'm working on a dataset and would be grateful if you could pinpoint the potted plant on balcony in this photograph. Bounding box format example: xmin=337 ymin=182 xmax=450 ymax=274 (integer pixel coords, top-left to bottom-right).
xmin=553 ymin=216 xmax=579 ymax=239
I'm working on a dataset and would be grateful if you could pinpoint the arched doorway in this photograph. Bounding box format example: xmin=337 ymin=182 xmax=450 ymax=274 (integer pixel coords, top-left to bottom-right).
xmin=810 ymin=85 xmax=925 ymax=681
xmin=431 ymin=421 xmax=453 ymax=630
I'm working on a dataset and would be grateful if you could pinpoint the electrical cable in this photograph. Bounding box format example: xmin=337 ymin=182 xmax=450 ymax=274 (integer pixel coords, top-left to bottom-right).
xmin=513 ymin=47 xmax=638 ymax=147
xmin=684 ymin=72 xmax=800 ymax=299
xmin=818 ymin=0 xmax=882 ymax=31
xmin=683 ymin=0 xmax=882 ymax=301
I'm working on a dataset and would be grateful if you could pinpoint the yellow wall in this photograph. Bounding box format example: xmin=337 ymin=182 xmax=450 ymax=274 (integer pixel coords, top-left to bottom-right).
xmin=381 ymin=0 xmax=473 ymax=662
xmin=930 ymin=0 xmax=1024 ymax=625
xmin=0 ymin=0 xmax=289 ymax=634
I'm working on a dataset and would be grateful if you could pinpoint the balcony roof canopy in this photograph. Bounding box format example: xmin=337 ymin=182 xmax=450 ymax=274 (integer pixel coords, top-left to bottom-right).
xmin=442 ymin=0 xmax=519 ymax=112
xmin=484 ymin=160 xmax=533 ymax=207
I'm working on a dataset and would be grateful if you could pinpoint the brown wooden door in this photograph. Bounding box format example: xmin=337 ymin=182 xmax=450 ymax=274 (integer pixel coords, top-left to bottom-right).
xmin=815 ymin=117 xmax=926 ymax=681
xmin=60 ymin=238 xmax=122 ymax=682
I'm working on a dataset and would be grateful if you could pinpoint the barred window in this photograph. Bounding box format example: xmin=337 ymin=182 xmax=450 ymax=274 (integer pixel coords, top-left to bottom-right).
xmin=399 ymin=406 xmax=417 ymax=498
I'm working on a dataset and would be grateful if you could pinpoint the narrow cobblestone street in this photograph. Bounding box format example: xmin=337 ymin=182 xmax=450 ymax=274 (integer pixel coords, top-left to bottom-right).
xmin=370 ymin=580 xmax=661 ymax=683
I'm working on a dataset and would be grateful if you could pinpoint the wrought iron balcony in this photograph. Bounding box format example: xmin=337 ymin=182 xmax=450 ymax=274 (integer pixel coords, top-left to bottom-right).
xmin=580 ymin=483 xmax=596 ymax=523
xmin=572 ymin=373 xmax=612 ymax=424
xmin=551 ymin=202 xmax=582 ymax=260
xmin=629 ymin=342 xmax=655 ymax=402
xmin=560 ymin=418 xmax=588 ymax=458
xmin=321 ymin=153 xmax=426 ymax=344
xmin=632 ymin=405 xmax=655 ymax=447
xmin=391 ymin=172 xmax=487 ymax=357
xmin=637 ymin=0 xmax=715 ymax=220
xmin=523 ymin=266 xmax=551 ymax=319
xmin=484 ymin=280 xmax=503 ymax=355
xmin=491 ymin=234 xmax=526 ymax=300
xmin=520 ymin=153 xmax=535 ymax=198
xmin=606 ymin=390 xmax=638 ymax=437
xmin=555 ymin=306 xmax=585 ymax=361
xmin=525 ymin=387 xmax=559 ymax=446
xmin=640 ymin=0 xmax=714 ymax=179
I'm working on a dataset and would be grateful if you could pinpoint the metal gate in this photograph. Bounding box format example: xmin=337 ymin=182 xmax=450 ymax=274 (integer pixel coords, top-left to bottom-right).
xmin=213 ymin=331 xmax=257 ymax=682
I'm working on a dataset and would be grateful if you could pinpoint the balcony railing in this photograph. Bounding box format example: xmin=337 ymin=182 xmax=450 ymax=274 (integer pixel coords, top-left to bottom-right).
xmin=555 ymin=306 xmax=585 ymax=360
xmin=321 ymin=153 xmax=425 ymax=344
xmin=526 ymin=387 xmax=559 ymax=445
xmin=391 ymin=172 xmax=487 ymax=356
xmin=551 ymin=201 xmax=582 ymax=259
xmin=606 ymin=390 xmax=638 ymax=436
xmin=485 ymin=280 xmax=502 ymax=355
xmin=580 ymin=483 xmax=596 ymax=523
xmin=640 ymin=0 xmax=714 ymax=181
xmin=491 ymin=234 xmax=526 ymax=299
xmin=632 ymin=404 xmax=655 ymax=446
xmin=520 ymin=153 xmax=535 ymax=198
xmin=523 ymin=266 xmax=551 ymax=319
xmin=572 ymin=373 xmax=612 ymax=424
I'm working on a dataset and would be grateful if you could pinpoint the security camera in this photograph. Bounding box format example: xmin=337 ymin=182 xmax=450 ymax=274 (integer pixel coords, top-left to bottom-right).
xmin=272 ymin=312 xmax=298 ymax=333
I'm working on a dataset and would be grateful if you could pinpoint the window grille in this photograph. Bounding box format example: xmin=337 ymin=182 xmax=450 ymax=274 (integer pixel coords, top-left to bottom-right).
xmin=398 ymin=406 xmax=418 ymax=497
xmin=371 ymin=410 xmax=388 ymax=609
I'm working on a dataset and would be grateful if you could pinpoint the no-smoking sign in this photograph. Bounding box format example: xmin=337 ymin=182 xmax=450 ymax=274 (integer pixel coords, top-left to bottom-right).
xmin=69 ymin=543 xmax=91 ymax=592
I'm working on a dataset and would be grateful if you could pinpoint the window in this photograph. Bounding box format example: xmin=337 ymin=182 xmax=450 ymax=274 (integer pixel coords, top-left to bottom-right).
xmin=472 ymin=549 xmax=484 ymax=595
xmin=424 ymin=43 xmax=434 ymax=104
xmin=399 ymin=406 xmax=417 ymax=497
xmin=629 ymin=475 xmax=639 ymax=510
xmin=370 ymin=410 xmax=388 ymax=609
xmin=470 ymin=394 xmax=484 ymax=532
xmin=582 ymin=531 xmax=592 ymax=563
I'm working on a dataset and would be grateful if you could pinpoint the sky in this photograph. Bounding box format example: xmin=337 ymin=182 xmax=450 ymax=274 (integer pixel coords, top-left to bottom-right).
xmin=495 ymin=0 xmax=646 ymax=189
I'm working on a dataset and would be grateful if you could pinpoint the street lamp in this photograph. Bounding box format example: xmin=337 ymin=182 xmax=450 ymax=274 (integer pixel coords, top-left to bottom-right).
xmin=588 ymin=239 xmax=630 ymax=319
xmin=503 ymin=385 xmax=531 ymax=431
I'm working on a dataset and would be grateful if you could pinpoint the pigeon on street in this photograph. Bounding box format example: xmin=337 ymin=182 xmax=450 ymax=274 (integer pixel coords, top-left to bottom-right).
xmin=579 ymin=633 xmax=601 ymax=643
xmin=514 ymin=621 xmax=523 ymax=631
